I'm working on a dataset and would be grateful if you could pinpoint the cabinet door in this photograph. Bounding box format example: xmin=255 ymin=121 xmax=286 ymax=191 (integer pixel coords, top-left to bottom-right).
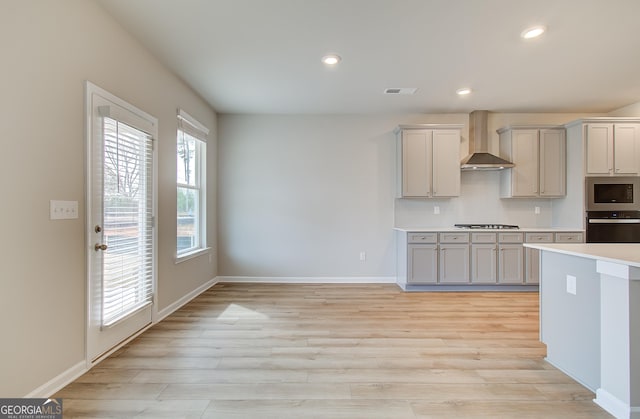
xmin=613 ymin=124 xmax=640 ymax=175
xmin=539 ymin=129 xmax=566 ymax=196
xmin=525 ymin=247 xmax=540 ymax=284
xmin=585 ymin=124 xmax=613 ymax=175
xmin=498 ymin=244 xmax=524 ymax=284
xmin=432 ymin=129 xmax=461 ymax=197
xmin=471 ymin=244 xmax=497 ymax=283
xmin=511 ymin=130 xmax=539 ymax=196
xmin=402 ymin=130 xmax=431 ymax=197
xmin=439 ymin=244 xmax=469 ymax=283
xmin=407 ymin=244 xmax=438 ymax=284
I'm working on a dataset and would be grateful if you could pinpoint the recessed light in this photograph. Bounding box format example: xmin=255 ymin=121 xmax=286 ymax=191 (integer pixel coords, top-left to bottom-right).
xmin=456 ymin=87 xmax=472 ymax=96
xmin=521 ymin=25 xmax=546 ymax=39
xmin=321 ymin=54 xmax=341 ymax=65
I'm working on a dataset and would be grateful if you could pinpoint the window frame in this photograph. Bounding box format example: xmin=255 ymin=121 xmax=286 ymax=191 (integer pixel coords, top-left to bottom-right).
xmin=175 ymin=109 xmax=209 ymax=262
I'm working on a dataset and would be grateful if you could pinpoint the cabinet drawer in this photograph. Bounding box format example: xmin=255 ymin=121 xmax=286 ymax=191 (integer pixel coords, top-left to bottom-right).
xmin=555 ymin=232 xmax=583 ymax=243
xmin=408 ymin=232 xmax=437 ymax=243
xmin=439 ymin=232 xmax=469 ymax=243
xmin=471 ymin=232 xmax=497 ymax=243
xmin=498 ymin=232 xmax=524 ymax=243
xmin=525 ymin=232 xmax=554 ymax=243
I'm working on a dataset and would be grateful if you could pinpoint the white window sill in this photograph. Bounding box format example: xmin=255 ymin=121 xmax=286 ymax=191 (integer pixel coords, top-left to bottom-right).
xmin=175 ymin=247 xmax=212 ymax=264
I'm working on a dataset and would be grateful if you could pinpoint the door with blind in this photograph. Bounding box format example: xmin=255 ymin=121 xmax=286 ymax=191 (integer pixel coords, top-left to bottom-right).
xmin=85 ymin=82 xmax=157 ymax=363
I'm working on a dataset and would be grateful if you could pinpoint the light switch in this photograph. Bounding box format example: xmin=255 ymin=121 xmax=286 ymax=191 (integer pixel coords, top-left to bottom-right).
xmin=50 ymin=200 xmax=79 ymax=220
xmin=434 ymin=206 xmax=440 ymax=215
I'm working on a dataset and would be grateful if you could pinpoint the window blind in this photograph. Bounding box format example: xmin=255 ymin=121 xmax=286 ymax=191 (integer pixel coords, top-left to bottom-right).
xmin=177 ymin=108 xmax=209 ymax=142
xmin=101 ymin=116 xmax=154 ymax=328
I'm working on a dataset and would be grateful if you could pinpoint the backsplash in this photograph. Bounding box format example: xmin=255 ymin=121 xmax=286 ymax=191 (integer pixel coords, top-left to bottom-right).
xmin=394 ymin=170 xmax=555 ymax=228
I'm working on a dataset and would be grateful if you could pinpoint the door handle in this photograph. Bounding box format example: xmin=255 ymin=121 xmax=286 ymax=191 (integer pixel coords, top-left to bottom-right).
xmin=95 ymin=243 xmax=108 ymax=251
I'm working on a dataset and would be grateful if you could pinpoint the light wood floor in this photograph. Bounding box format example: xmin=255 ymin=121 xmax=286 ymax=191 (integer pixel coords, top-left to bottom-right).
xmin=55 ymin=283 xmax=612 ymax=418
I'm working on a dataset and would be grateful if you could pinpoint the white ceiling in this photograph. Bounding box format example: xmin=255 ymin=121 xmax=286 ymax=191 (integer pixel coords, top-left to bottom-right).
xmin=97 ymin=0 xmax=640 ymax=115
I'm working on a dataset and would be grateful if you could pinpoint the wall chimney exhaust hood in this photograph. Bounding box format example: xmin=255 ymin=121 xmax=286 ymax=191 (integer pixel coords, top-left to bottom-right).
xmin=460 ymin=110 xmax=514 ymax=171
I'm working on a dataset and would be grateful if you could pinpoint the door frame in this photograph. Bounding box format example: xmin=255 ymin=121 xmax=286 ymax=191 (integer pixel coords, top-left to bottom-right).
xmin=84 ymin=81 xmax=158 ymax=367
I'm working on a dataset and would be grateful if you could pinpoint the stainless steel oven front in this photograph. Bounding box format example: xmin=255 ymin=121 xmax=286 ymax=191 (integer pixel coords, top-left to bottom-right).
xmin=586 ymin=211 xmax=640 ymax=243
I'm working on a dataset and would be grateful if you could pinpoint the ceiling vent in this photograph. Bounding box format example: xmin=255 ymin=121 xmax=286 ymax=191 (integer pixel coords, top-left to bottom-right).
xmin=383 ymin=88 xmax=417 ymax=95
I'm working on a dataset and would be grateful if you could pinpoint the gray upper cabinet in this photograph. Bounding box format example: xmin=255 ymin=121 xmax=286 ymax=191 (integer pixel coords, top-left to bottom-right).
xmin=498 ymin=126 xmax=566 ymax=198
xmin=396 ymin=125 xmax=461 ymax=198
xmin=585 ymin=123 xmax=640 ymax=176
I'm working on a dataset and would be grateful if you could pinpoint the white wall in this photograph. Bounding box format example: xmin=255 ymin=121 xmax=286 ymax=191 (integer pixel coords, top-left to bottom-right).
xmin=609 ymin=101 xmax=640 ymax=117
xmin=218 ymin=112 xmax=598 ymax=279
xmin=0 ymin=0 xmax=216 ymax=397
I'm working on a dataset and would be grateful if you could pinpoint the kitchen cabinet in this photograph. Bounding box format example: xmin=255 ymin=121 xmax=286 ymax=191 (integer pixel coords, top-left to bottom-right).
xmin=407 ymin=245 xmax=438 ymax=284
xmin=498 ymin=244 xmax=524 ymax=284
xmin=470 ymin=233 xmax=497 ymax=284
xmin=405 ymin=233 xmax=438 ymax=284
xmin=439 ymin=233 xmax=469 ymax=284
xmin=396 ymin=229 xmax=584 ymax=289
xmin=524 ymin=232 xmax=553 ymax=284
xmin=497 ymin=232 xmax=524 ymax=284
xmin=498 ymin=126 xmax=566 ymax=198
xmin=585 ymin=123 xmax=640 ymax=176
xmin=395 ymin=125 xmax=462 ymax=198
xmin=524 ymin=232 xmax=583 ymax=284
xmin=439 ymin=244 xmax=469 ymax=283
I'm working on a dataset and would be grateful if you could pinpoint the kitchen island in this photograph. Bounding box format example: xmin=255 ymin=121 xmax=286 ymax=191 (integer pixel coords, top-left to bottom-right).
xmin=524 ymin=243 xmax=640 ymax=419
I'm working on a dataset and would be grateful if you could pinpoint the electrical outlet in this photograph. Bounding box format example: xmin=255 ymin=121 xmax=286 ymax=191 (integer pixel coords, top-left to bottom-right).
xmin=434 ymin=206 xmax=440 ymax=215
xmin=534 ymin=206 xmax=541 ymax=215
xmin=566 ymin=275 xmax=577 ymax=295
xmin=359 ymin=251 xmax=366 ymax=261
xmin=50 ymin=200 xmax=78 ymax=220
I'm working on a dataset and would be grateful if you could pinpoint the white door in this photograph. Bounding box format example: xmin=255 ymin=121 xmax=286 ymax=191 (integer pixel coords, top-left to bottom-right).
xmin=85 ymin=82 xmax=157 ymax=363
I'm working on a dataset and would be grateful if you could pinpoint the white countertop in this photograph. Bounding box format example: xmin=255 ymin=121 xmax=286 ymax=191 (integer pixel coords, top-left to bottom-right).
xmin=394 ymin=227 xmax=584 ymax=233
xmin=524 ymin=243 xmax=640 ymax=268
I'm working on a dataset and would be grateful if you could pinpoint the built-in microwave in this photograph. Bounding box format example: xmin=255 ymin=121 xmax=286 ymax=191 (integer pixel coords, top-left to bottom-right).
xmin=586 ymin=176 xmax=640 ymax=211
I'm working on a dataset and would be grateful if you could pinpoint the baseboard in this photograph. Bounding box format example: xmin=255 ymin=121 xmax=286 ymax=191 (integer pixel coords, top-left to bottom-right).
xmin=155 ymin=276 xmax=218 ymax=322
xmin=594 ymin=387 xmax=639 ymax=419
xmin=217 ymin=276 xmax=396 ymax=284
xmin=24 ymin=360 xmax=87 ymax=398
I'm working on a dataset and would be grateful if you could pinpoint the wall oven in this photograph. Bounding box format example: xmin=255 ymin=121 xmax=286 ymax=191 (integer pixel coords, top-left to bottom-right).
xmin=586 ymin=177 xmax=640 ymax=242
xmin=586 ymin=211 xmax=640 ymax=243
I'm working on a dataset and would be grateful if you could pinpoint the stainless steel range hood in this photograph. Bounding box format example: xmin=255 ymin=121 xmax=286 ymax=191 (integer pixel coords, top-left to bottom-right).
xmin=460 ymin=110 xmax=514 ymax=171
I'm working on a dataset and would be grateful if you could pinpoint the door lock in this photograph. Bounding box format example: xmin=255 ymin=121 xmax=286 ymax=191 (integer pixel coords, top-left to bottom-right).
xmin=95 ymin=244 xmax=108 ymax=251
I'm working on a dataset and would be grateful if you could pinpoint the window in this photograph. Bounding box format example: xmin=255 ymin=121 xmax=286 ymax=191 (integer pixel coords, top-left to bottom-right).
xmin=176 ymin=109 xmax=208 ymax=258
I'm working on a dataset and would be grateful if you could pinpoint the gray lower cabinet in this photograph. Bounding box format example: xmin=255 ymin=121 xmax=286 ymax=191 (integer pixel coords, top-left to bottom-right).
xmin=439 ymin=244 xmax=469 ymax=283
xmin=525 ymin=247 xmax=541 ymax=284
xmin=525 ymin=232 xmax=584 ymax=284
xmin=470 ymin=233 xmax=497 ymax=284
xmin=471 ymin=244 xmax=497 ymax=283
xmin=524 ymin=232 xmax=553 ymax=284
xmin=498 ymin=232 xmax=524 ymax=284
xmin=398 ymin=229 xmax=583 ymax=288
xmin=498 ymin=244 xmax=524 ymax=283
xmin=407 ymin=244 xmax=438 ymax=284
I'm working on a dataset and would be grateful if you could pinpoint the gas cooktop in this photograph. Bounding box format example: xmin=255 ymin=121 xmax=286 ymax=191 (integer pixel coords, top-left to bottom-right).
xmin=454 ymin=223 xmax=520 ymax=230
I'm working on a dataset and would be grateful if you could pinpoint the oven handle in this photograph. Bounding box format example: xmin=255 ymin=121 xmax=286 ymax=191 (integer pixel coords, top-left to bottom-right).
xmin=588 ymin=219 xmax=640 ymax=224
